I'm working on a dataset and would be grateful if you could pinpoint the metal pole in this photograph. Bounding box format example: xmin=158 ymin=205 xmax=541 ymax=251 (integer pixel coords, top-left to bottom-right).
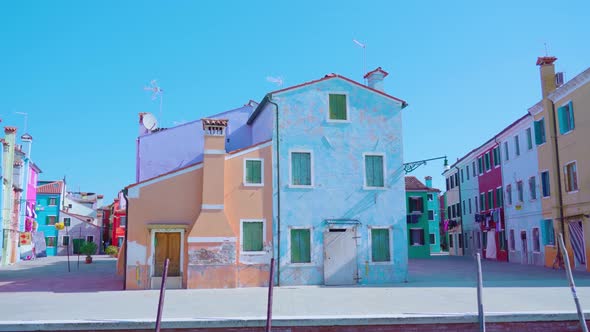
xmin=66 ymin=226 xmax=70 ymax=272
xmin=476 ymin=253 xmax=485 ymax=332
xmin=265 ymin=257 xmax=275 ymax=332
xmin=77 ymin=227 xmax=81 ymax=270
xmin=558 ymin=234 xmax=588 ymax=332
xmin=155 ymin=258 xmax=170 ymax=332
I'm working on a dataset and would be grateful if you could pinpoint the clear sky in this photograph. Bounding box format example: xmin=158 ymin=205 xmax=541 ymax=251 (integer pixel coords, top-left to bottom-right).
xmin=1 ymin=1 xmax=589 ymax=202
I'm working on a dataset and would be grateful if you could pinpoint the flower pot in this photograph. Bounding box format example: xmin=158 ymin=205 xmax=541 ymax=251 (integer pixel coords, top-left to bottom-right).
xmin=85 ymin=256 xmax=93 ymax=264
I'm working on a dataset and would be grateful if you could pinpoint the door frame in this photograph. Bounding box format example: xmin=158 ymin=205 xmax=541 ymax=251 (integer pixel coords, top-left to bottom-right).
xmin=149 ymin=228 xmax=185 ymax=280
xmin=323 ymin=224 xmax=358 ymax=285
xmin=520 ymin=230 xmax=528 ymax=264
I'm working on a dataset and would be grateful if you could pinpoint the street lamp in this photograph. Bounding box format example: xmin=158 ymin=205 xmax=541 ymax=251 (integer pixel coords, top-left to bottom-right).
xmin=403 ymin=155 xmax=448 ymax=174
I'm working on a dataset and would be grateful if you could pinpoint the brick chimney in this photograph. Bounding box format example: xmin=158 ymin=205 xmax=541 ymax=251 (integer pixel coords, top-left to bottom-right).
xmin=364 ymin=67 xmax=389 ymax=92
xmin=425 ymin=176 xmax=433 ymax=188
xmin=536 ymin=56 xmax=557 ymax=98
xmin=20 ymin=133 xmax=32 ymax=159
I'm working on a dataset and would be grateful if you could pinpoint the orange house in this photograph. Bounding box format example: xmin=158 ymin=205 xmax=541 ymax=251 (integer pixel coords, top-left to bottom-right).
xmin=124 ymin=119 xmax=273 ymax=289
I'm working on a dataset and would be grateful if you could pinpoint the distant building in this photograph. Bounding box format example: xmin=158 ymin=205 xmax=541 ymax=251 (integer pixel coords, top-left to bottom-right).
xmin=35 ymin=180 xmax=66 ymax=257
xmin=405 ymin=176 xmax=441 ymax=257
xmin=56 ymin=211 xmax=100 ymax=256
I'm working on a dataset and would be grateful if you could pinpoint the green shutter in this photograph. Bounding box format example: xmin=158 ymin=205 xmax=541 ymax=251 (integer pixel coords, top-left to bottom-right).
xmin=291 ymin=229 xmax=311 ymax=263
xmin=527 ymin=128 xmax=533 ymax=149
xmin=534 ymin=121 xmax=541 ymax=144
xmin=243 ymin=222 xmax=263 ymax=251
xmin=329 ymin=94 xmax=347 ymax=120
xmin=365 ymin=155 xmax=384 ymax=187
xmin=372 ymin=229 xmax=390 ymax=262
xmin=246 ymin=160 xmax=262 ymax=184
xmin=568 ymin=101 xmax=575 ymax=131
xmin=558 ymin=105 xmax=569 ymax=134
xmin=292 ymin=153 xmax=311 ymax=185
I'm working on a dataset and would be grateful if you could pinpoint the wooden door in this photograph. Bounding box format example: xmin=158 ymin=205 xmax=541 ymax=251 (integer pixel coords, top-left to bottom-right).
xmin=324 ymin=228 xmax=357 ymax=286
xmin=154 ymin=232 xmax=181 ymax=277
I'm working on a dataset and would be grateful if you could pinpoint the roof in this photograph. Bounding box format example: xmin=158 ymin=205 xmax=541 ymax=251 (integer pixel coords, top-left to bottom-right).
xmin=60 ymin=210 xmax=99 ymax=227
xmin=364 ymin=67 xmax=389 ymax=79
xmin=30 ymin=162 xmax=42 ymax=173
xmin=536 ymin=56 xmax=557 ymax=66
xmin=37 ymin=180 xmax=64 ymax=195
xmin=405 ymin=176 xmax=440 ymax=192
xmin=248 ymin=73 xmax=408 ymax=125
xmin=202 ymin=118 xmax=228 ymax=128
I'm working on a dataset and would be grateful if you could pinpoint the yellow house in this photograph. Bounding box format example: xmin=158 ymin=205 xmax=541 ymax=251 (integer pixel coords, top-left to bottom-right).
xmin=529 ymin=56 xmax=590 ymax=272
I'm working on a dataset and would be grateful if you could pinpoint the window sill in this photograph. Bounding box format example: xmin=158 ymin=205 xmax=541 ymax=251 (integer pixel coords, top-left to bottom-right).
xmin=244 ymin=183 xmax=264 ymax=187
xmin=288 ymin=184 xmax=314 ymax=189
xmin=289 ymin=262 xmax=315 ymax=267
xmin=410 ymin=244 xmax=425 ymax=247
xmin=363 ymin=186 xmax=387 ymax=191
xmin=561 ymin=129 xmax=574 ymax=136
xmin=369 ymin=261 xmax=392 ymax=266
xmin=566 ymin=190 xmax=579 ymax=194
xmin=537 ymin=142 xmax=547 ymax=148
xmin=241 ymin=251 xmax=267 ymax=256
xmin=327 ymin=119 xmax=351 ymax=123
xmin=542 ymin=196 xmax=551 ymax=200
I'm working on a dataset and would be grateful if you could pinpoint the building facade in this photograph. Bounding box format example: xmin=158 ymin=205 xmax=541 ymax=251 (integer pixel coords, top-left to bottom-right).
xmin=36 ymin=180 xmax=65 ymax=257
xmin=56 ymin=211 xmax=100 ymax=256
xmin=456 ymin=153 xmax=479 ymax=257
xmin=405 ymin=176 xmax=441 ymax=257
xmin=442 ymin=167 xmax=462 ymax=256
xmin=1 ymin=127 xmax=17 ymax=265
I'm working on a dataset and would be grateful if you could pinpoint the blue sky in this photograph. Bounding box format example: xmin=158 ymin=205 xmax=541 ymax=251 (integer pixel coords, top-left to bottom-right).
xmin=1 ymin=1 xmax=589 ymax=202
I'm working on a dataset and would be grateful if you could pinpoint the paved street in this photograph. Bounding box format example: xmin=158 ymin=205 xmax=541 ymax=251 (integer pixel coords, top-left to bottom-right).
xmin=0 ymin=255 xmax=589 ymax=326
xmin=0 ymin=255 xmax=123 ymax=292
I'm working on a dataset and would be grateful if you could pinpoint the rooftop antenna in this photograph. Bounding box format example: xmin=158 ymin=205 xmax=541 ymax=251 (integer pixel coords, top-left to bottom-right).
xmin=144 ymin=79 xmax=164 ymax=126
xmin=15 ymin=112 xmax=28 ymax=133
xmin=266 ymin=76 xmax=284 ymax=87
xmin=353 ymin=39 xmax=366 ymax=83
xmin=544 ymin=42 xmax=549 ymax=56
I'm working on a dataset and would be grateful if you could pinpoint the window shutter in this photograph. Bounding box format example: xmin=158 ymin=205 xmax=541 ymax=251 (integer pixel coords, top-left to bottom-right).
xmin=372 ymin=229 xmax=390 ymax=262
xmin=244 ymin=222 xmax=263 ymax=251
xmin=329 ymin=94 xmax=347 ymax=120
xmin=568 ymin=101 xmax=575 ymax=130
xmin=558 ymin=106 xmax=567 ymax=134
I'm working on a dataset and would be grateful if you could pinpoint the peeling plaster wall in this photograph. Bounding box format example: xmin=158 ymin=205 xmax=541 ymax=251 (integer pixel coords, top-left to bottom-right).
xmin=137 ymin=105 xmax=254 ymax=182
xmin=267 ymin=78 xmax=407 ymax=285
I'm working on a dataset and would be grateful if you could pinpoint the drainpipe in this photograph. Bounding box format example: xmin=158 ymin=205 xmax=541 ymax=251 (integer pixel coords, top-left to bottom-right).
xmin=122 ymin=188 xmax=129 ymax=290
xmin=550 ymin=103 xmax=566 ymax=257
xmin=454 ymin=166 xmax=464 ymax=255
xmin=267 ymin=95 xmax=281 ymax=286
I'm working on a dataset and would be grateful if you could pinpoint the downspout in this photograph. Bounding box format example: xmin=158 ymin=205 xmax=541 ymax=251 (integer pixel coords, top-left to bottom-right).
xmin=454 ymin=166 xmax=464 ymax=254
xmin=493 ymin=136 xmax=503 ymax=258
xmin=122 ymin=188 xmax=129 ymax=290
xmin=267 ymin=95 xmax=281 ymax=286
xmin=550 ymin=103 xmax=566 ymax=256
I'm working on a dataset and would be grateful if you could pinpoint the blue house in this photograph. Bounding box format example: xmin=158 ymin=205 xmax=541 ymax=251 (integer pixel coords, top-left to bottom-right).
xmin=36 ymin=180 xmax=65 ymax=257
xmin=248 ymin=68 xmax=409 ymax=285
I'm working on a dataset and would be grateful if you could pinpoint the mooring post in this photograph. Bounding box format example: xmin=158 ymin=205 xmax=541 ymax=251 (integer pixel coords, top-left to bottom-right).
xmin=558 ymin=234 xmax=588 ymax=332
xmin=476 ymin=253 xmax=485 ymax=332
xmin=155 ymin=258 xmax=170 ymax=332
xmin=266 ymin=257 xmax=275 ymax=332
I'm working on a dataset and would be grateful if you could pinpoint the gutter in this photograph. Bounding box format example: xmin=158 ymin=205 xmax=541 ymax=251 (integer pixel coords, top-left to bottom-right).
xmin=266 ymin=95 xmax=282 ymax=286
xmin=550 ymin=102 xmax=566 ymax=257
xmin=122 ymin=188 xmax=129 ymax=290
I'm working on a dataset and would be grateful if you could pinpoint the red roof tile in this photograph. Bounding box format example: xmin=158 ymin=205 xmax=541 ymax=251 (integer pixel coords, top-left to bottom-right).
xmin=37 ymin=181 xmax=64 ymax=194
xmin=363 ymin=67 xmax=389 ymax=79
xmin=202 ymin=118 xmax=228 ymax=128
xmin=405 ymin=176 xmax=440 ymax=192
xmin=536 ymin=56 xmax=557 ymax=66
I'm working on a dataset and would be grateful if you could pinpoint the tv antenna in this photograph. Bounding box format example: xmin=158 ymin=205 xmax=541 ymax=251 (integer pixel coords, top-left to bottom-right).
xmin=544 ymin=42 xmax=549 ymax=56
xmin=144 ymin=79 xmax=164 ymax=125
xmin=266 ymin=76 xmax=284 ymax=87
xmin=353 ymin=39 xmax=366 ymax=82
xmin=15 ymin=112 xmax=28 ymax=133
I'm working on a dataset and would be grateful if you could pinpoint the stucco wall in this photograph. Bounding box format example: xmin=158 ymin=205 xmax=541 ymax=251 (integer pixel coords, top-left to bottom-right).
xmin=458 ymin=156 xmax=479 ymax=255
xmin=266 ymin=77 xmax=407 ymax=285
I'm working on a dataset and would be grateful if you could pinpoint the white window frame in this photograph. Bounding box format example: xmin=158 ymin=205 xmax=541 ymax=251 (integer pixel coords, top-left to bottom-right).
xmin=243 ymin=158 xmax=264 ymax=187
xmin=532 ymin=227 xmax=541 ymax=253
xmin=528 ymin=176 xmax=537 ymax=201
xmin=509 ymin=229 xmax=516 ymax=252
xmin=485 ymin=152 xmax=491 ymax=173
xmin=427 ymin=193 xmax=434 ymax=201
xmin=506 ymin=184 xmax=512 ymax=206
xmin=368 ymin=226 xmax=392 ymax=264
xmin=504 ymin=141 xmax=510 ymax=162
xmin=516 ymin=180 xmax=524 ymax=203
xmin=514 ymin=135 xmax=521 ymax=157
xmin=428 ymin=209 xmax=435 ymax=221
xmin=540 ymin=169 xmax=551 ymax=199
xmin=288 ymin=149 xmax=314 ymax=188
xmin=564 ymin=160 xmax=579 ymax=193
xmin=429 ymin=233 xmax=436 ymax=245
xmin=288 ymin=226 xmax=314 ymax=266
xmin=48 ymin=197 xmax=57 ymax=206
xmin=493 ymin=147 xmax=500 ymax=168
xmin=362 ymin=152 xmax=387 ymax=190
xmin=409 ymin=227 xmax=425 ymax=247
xmin=526 ymin=127 xmax=533 ymax=150
xmin=240 ymin=219 xmax=267 ymax=255
xmin=61 ymin=235 xmax=70 ymax=247
xmin=46 ymin=236 xmax=56 ymax=247
xmin=326 ymin=92 xmax=351 ymax=123
xmin=47 ymin=215 xmax=57 ymax=225
xmin=86 ymin=235 xmax=94 ymax=243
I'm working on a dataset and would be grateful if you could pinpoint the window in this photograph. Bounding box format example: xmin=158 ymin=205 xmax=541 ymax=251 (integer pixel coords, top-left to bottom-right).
xmin=487 ymin=191 xmax=493 ymax=210
xmin=533 ymin=228 xmax=541 ymax=252
xmin=371 ymin=228 xmax=391 ymax=262
xmin=514 ymin=135 xmax=520 ymax=156
xmin=541 ymin=171 xmax=550 ymax=197
xmin=450 ymin=176 xmax=454 ymax=188
xmin=517 ymin=181 xmax=524 ymax=202
xmin=120 ymin=216 xmax=127 ymax=227
xmin=478 ymin=157 xmax=483 ymax=174
xmin=455 ymin=173 xmax=459 ymax=187
xmin=543 ymin=220 xmax=555 ymax=245
xmin=482 ymin=231 xmax=487 ymax=248
xmin=328 ymin=93 xmax=348 ymax=121
xmin=428 ymin=210 xmax=434 ymax=221
xmin=468 ymin=198 xmax=472 ymax=214
xmin=509 ymin=230 xmax=515 ymax=250
xmin=451 ymin=204 xmax=456 ymax=218
xmin=495 ymin=188 xmax=503 ymax=207
xmin=410 ymin=228 xmax=425 ymax=246
xmin=479 ymin=193 xmax=485 ymax=211
xmin=446 ymin=178 xmax=450 ymax=190
xmin=526 ymin=128 xmax=533 ymax=150
xmin=63 ymin=217 xmax=71 ymax=226
xmin=49 ymin=197 xmax=57 ymax=206
xmin=46 ymin=237 xmax=56 ymax=247
xmin=529 ymin=176 xmax=537 ymax=200
xmin=458 ymin=233 xmax=463 ymax=249
xmin=456 ymin=203 xmax=461 ymax=217
xmin=290 ymin=228 xmax=311 ymax=263
xmin=409 ymin=197 xmax=424 ymax=213
xmin=242 ymin=221 xmax=264 ymax=252
xmin=475 ymin=196 xmax=478 ymax=213
xmin=86 ymin=236 xmax=94 ymax=243
xmin=364 ymin=154 xmax=385 ymax=188
xmin=534 ymin=118 xmax=546 ymax=145
xmin=46 ymin=216 xmax=56 ymax=225
xmin=461 ymin=169 xmax=464 ymax=183
xmin=429 ymin=233 xmax=435 ymax=245
xmin=244 ymin=159 xmax=263 ymax=185
xmin=472 ymin=161 xmax=476 ymax=177
xmin=493 ymin=147 xmax=500 ymax=167
xmin=484 ymin=152 xmax=491 ymax=171
xmin=506 ymin=185 xmax=512 ymax=205
xmin=462 ymin=200 xmax=465 ymax=215
xmin=558 ymin=101 xmax=575 ymax=134
xmin=447 ymin=206 xmax=451 ymax=219
xmin=291 ymin=152 xmax=312 ymax=186
xmin=504 ymin=141 xmax=509 ymax=161
xmin=464 ymin=232 xmax=468 ymax=248
xmin=427 ymin=193 xmax=433 ymax=201
xmin=499 ymin=231 xmax=506 ymax=251
xmin=62 ymin=235 xmax=70 ymax=246
xmin=564 ymin=162 xmax=578 ymax=192
xmin=466 ymin=166 xmax=470 ymax=180
xmin=449 ymin=234 xmax=454 ymax=247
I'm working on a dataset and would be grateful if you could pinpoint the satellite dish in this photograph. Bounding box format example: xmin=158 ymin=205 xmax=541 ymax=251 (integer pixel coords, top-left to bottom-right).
xmin=142 ymin=113 xmax=159 ymax=131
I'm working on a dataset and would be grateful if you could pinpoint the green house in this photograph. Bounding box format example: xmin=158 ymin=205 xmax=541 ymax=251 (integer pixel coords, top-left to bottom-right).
xmin=405 ymin=176 xmax=442 ymax=258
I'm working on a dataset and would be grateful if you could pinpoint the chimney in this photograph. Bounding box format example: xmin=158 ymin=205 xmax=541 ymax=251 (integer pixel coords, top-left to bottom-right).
xmin=189 ymin=119 xmax=234 ymax=238
xmin=20 ymin=133 xmax=32 ymax=159
xmin=425 ymin=176 xmax=433 ymax=188
xmin=536 ymin=56 xmax=557 ymax=98
xmin=364 ymin=67 xmax=389 ymax=92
